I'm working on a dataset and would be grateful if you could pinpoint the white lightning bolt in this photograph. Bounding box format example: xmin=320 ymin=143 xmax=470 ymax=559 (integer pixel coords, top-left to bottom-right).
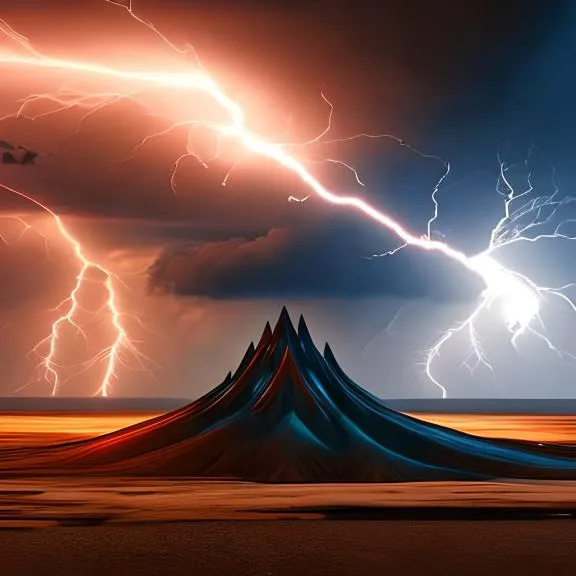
xmin=421 ymin=150 xmax=576 ymax=397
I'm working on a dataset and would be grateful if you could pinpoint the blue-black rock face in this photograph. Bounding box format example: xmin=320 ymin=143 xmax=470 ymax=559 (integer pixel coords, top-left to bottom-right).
xmin=3 ymin=307 xmax=576 ymax=482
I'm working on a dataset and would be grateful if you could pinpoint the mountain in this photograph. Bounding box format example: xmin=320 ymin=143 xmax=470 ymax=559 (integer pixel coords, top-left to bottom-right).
xmin=2 ymin=307 xmax=576 ymax=482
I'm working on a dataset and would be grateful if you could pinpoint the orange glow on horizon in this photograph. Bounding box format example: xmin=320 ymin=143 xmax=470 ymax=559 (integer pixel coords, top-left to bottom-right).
xmin=0 ymin=412 xmax=575 ymax=448
xmin=0 ymin=412 xmax=158 ymax=447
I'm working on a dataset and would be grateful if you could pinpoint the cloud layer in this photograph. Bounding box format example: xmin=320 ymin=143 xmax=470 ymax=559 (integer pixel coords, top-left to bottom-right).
xmin=148 ymin=224 xmax=481 ymax=300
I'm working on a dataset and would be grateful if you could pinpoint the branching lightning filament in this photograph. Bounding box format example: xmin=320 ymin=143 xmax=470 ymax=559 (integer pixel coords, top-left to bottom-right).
xmin=0 ymin=185 xmax=152 ymax=397
xmin=0 ymin=1 xmax=575 ymax=398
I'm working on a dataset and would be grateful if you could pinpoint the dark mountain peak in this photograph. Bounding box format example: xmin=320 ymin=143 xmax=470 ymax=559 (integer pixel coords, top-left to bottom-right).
xmin=323 ymin=342 xmax=351 ymax=383
xmin=297 ymin=314 xmax=310 ymax=339
xmin=256 ymin=322 xmax=273 ymax=350
xmin=278 ymin=305 xmax=292 ymax=325
xmin=271 ymin=306 xmax=298 ymax=343
xmin=231 ymin=341 xmax=257 ymax=380
xmin=323 ymin=342 xmax=336 ymax=363
xmin=297 ymin=314 xmax=322 ymax=361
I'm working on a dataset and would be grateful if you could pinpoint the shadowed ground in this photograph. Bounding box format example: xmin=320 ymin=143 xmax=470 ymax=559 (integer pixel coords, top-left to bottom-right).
xmin=1 ymin=520 xmax=575 ymax=576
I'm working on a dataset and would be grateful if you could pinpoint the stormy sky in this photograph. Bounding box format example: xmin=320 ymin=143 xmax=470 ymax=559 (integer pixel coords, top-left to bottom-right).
xmin=1 ymin=0 xmax=575 ymax=399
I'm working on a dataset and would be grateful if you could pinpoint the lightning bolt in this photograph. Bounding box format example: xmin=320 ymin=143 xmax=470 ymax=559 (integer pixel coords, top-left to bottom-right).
xmin=0 ymin=215 xmax=37 ymax=245
xmin=0 ymin=1 xmax=574 ymax=399
xmin=0 ymin=182 xmax=151 ymax=397
xmin=421 ymin=150 xmax=576 ymax=396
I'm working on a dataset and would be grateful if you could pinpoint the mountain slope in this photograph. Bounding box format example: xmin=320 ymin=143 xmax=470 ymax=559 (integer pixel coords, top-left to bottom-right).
xmin=2 ymin=307 xmax=576 ymax=482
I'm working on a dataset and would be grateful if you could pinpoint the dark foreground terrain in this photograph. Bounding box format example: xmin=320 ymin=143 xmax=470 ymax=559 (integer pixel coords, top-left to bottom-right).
xmin=2 ymin=520 xmax=576 ymax=576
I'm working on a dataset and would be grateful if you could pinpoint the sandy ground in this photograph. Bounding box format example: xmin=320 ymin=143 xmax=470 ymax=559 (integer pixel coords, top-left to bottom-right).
xmin=1 ymin=478 xmax=576 ymax=527
xmin=1 ymin=520 xmax=576 ymax=575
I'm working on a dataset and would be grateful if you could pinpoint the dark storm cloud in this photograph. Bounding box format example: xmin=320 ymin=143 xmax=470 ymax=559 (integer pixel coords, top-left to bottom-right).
xmin=148 ymin=222 xmax=481 ymax=300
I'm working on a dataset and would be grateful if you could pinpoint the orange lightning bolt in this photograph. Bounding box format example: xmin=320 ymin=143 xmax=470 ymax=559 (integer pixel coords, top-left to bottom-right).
xmin=0 ymin=215 xmax=34 ymax=245
xmin=0 ymin=182 xmax=149 ymax=397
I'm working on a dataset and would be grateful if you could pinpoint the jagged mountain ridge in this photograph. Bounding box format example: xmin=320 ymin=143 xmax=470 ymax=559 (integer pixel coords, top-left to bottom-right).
xmin=2 ymin=307 xmax=576 ymax=482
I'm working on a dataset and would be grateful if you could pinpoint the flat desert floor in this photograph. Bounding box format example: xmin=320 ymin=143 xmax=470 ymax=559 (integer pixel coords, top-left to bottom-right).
xmin=2 ymin=478 xmax=576 ymax=528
